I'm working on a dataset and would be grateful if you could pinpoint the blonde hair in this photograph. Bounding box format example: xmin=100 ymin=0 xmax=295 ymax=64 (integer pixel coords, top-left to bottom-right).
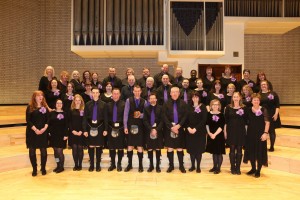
xmin=71 ymin=94 xmax=85 ymax=111
xmin=60 ymin=71 xmax=69 ymax=80
xmin=71 ymin=70 xmax=80 ymax=81
xmin=209 ymin=99 xmax=221 ymax=111
xmin=241 ymin=85 xmax=253 ymax=97
xmin=230 ymin=92 xmax=245 ymax=108
xmin=44 ymin=66 xmax=55 ymax=77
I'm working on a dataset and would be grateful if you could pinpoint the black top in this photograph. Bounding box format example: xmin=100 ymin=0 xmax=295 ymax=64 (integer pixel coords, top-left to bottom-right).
xmin=154 ymin=72 xmax=175 ymax=88
xmin=254 ymin=80 xmax=273 ymax=93
xmin=188 ymin=77 xmax=197 ymax=90
xmin=61 ymin=93 xmax=75 ymax=113
xmin=83 ymin=99 xmax=108 ymax=132
xmin=48 ymin=111 xmax=68 ymax=148
xmin=180 ymin=88 xmax=193 ymax=105
xmin=91 ymin=81 xmax=104 ymax=93
xmin=143 ymin=104 xmax=164 ymax=133
xmin=58 ymin=81 xmax=68 ymax=94
xmin=237 ymin=79 xmax=255 ymax=92
xmin=173 ymin=76 xmax=184 ymax=88
xmin=141 ymin=87 xmax=157 ymax=101
xmin=195 ymin=89 xmax=208 ymax=105
xmin=45 ymin=90 xmax=62 ymax=109
xmin=70 ymin=79 xmax=85 ymax=94
xmin=203 ymin=76 xmax=215 ymax=92
xmin=102 ymin=76 xmax=123 ymax=89
xmin=38 ymin=76 xmax=51 ymax=94
xmin=100 ymin=93 xmax=113 ymax=103
xmin=162 ymin=99 xmax=188 ymax=129
xmin=121 ymin=85 xmax=134 ymax=101
xmin=156 ymin=85 xmax=171 ymax=105
xmin=220 ymin=77 xmax=237 ymax=93
xmin=81 ymin=92 xmax=93 ymax=104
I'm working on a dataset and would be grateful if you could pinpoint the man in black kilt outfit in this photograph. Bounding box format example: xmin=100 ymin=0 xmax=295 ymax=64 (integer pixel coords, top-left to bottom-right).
xmin=163 ymin=86 xmax=188 ymax=173
xmin=83 ymin=88 xmax=108 ymax=172
xmin=123 ymin=85 xmax=146 ymax=172
xmin=106 ymin=88 xmax=126 ymax=172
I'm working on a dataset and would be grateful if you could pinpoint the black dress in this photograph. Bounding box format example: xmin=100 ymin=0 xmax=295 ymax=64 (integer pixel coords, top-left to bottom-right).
xmin=26 ymin=106 xmax=49 ymax=148
xmin=203 ymin=76 xmax=215 ymax=92
xmin=48 ymin=111 xmax=68 ymax=148
xmin=70 ymin=79 xmax=85 ymax=94
xmin=100 ymin=93 xmax=113 ymax=103
xmin=225 ymin=94 xmax=233 ymax=107
xmin=68 ymin=109 xmax=85 ymax=146
xmin=61 ymin=93 xmax=74 ymax=113
xmin=243 ymin=107 xmax=269 ymax=166
xmin=163 ymin=99 xmax=188 ymax=149
xmin=106 ymin=100 xmax=126 ymax=149
xmin=185 ymin=104 xmax=208 ymax=155
xmin=220 ymin=77 xmax=237 ymax=93
xmin=38 ymin=76 xmax=50 ymax=94
xmin=195 ymin=89 xmax=208 ymax=105
xmin=259 ymin=91 xmax=281 ymax=129
xmin=206 ymin=92 xmax=227 ymax=113
xmin=81 ymin=92 xmax=93 ymax=104
xmin=224 ymin=106 xmax=247 ymax=146
xmin=206 ymin=112 xmax=226 ymax=154
xmin=45 ymin=90 xmax=62 ymax=109
xmin=242 ymin=96 xmax=252 ymax=108
xmin=143 ymin=104 xmax=164 ymax=150
xmin=83 ymin=100 xmax=108 ymax=146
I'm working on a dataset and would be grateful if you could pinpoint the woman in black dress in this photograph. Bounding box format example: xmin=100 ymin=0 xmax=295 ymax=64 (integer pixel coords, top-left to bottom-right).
xmin=186 ymin=92 xmax=208 ymax=173
xmin=38 ymin=66 xmax=55 ymax=94
xmin=70 ymin=70 xmax=85 ymax=94
xmin=68 ymin=94 xmax=85 ymax=171
xmin=45 ymin=79 xmax=61 ymax=110
xmin=48 ymin=99 xmax=68 ymax=173
xmin=194 ymin=78 xmax=208 ymax=105
xmin=259 ymin=80 xmax=281 ymax=152
xmin=206 ymin=99 xmax=226 ymax=174
xmin=81 ymin=82 xmax=93 ymax=104
xmin=244 ymin=93 xmax=270 ymax=178
xmin=203 ymin=66 xmax=215 ymax=92
xmin=225 ymin=83 xmax=236 ymax=106
xmin=241 ymin=85 xmax=253 ymax=108
xmin=224 ymin=92 xmax=247 ymax=175
xmin=82 ymin=70 xmax=92 ymax=87
xmin=100 ymin=82 xmax=113 ymax=103
xmin=220 ymin=65 xmax=237 ymax=93
xmin=254 ymin=71 xmax=273 ymax=93
xmin=62 ymin=82 xmax=75 ymax=113
xmin=58 ymin=71 xmax=69 ymax=94
xmin=26 ymin=91 xmax=49 ymax=176
xmin=143 ymin=93 xmax=164 ymax=173
xmin=206 ymin=80 xmax=226 ymax=113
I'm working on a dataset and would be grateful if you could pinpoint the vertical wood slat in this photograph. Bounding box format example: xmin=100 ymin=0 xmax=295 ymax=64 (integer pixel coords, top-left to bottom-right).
xmin=82 ymin=0 xmax=88 ymax=45
xmin=95 ymin=0 xmax=100 ymax=45
xmin=74 ymin=0 xmax=82 ymax=45
xmin=89 ymin=0 xmax=95 ymax=45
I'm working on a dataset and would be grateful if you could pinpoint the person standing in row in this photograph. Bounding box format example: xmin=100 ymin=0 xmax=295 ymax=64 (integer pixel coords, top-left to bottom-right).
xmin=38 ymin=66 xmax=55 ymax=94
xmin=156 ymin=74 xmax=171 ymax=105
xmin=81 ymin=82 xmax=93 ymax=104
xmin=237 ymin=69 xmax=255 ymax=92
xmin=45 ymin=79 xmax=61 ymax=110
xmin=244 ymin=93 xmax=270 ymax=178
xmin=203 ymin=66 xmax=215 ymax=92
xmin=163 ymin=86 xmax=188 ymax=173
xmin=121 ymin=75 xmax=135 ymax=101
xmin=143 ymin=93 xmax=164 ymax=173
xmin=123 ymin=85 xmax=146 ymax=172
xmin=83 ymin=88 xmax=108 ymax=172
xmin=106 ymin=88 xmax=126 ymax=172
xmin=185 ymin=92 xmax=207 ymax=173
xmin=100 ymin=82 xmax=113 ymax=103
xmin=259 ymin=80 xmax=281 ymax=152
xmin=154 ymin=64 xmax=175 ymax=88
xmin=174 ymin=67 xmax=184 ymax=88
xmin=68 ymin=94 xmax=85 ymax=171
xmin=224 ymin=92 xmax=247 ymax=175
xmin=141 ymin=77 xmax=156 ymax=102
xmin=26 ymin=91 xmax=49 ymax=176
xmin=220 ymin=66 xmax=237 ymax=93
xmin=102 ymin=67 xmax=123 ymax=89
xmin=137 ymin=67 xmax=151 ymax=89
xmin=188 ymin=70 xmax=198 ymax=90
xmin=91 ymin=72 xmax=104 ymax=93
xmin=58 ymin=71 xmax=69 ymax=94
xmin=180 ymin=79 xmax=193 ymax=104
xmin=206 ymin=99 xmax=226 ymax=174
xmin=70 ymin=70 xmax=85 ymax=94
xmin=48 ymin=99 xmax=68 ymax=173
xmin=206 ymin=80 xmax=226 ymax=112
xmin=62 ymin=82 xmax=75 ymax=113
xmin=194 ymin=78 xmax=208 ymax=105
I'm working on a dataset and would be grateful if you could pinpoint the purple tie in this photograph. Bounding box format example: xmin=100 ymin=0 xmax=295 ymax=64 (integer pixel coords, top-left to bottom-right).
xmin=150 ymin=107 xmax=155 ymax=126
xmin=92 ymin=101 xmax=98 ymax=121
xmin=147 ymin=88 xmax=151 ymax=97
xmin=173 ymin=101 xmax=178 ymax=124
xmin=164 ymin=87 xmax=168 ymax=102
xmin=113 ymin=102 xmax=117 ymax=123
xmin=135 ymin=99 xmax=139 ymax=107
xmin=184 ymin=90 xmax=188 ymax=103
xmin=110 ymin=77 xmax=114 ymax=87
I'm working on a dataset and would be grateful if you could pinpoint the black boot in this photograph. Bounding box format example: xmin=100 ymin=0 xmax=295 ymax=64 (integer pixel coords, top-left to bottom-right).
xmin=269 ymin=130 xmax=276 ymax=152
xmin=88 ymin=148 xmax=95 ymax=172
xmin=95 ymin=147 xmax=102 ymax=172
xmin=166 ymin=151 xmax=174 ymax=173
xmin=189 ymin=154 xmax=196 ymax=172
xmin=196 ymin=154 xmax=202 ymax=173
xmin=155 ymin=150 xmax=161 ymax=173
xmin=138 ymin=152 xmax=144 ymax=173
xmin=41 ymin=152 xmax=47 ymax=175
xmin=124 ymin=150 xmax=133 ymax=172
xmin=29 ymin=153 xmax=37 ymax=177
xmin=56 ymin=161 xmax=64 ymax=173
xmin=117 ymin=150 xmax=124 ymax=172
xmin=108 ymin=150 xmax=116 ymax=171
xmin=235 ymin=154 xmax=243 ymax=175
xmin=147 ymin=150 xmax=154 ymax=172
xmin=247 ymin=160 xmax=256 ymax=175
xmin=53 ymin=158 xmax=59 ymax=172
xmin=229 ymin=153 xmax=236 ymax=175
xmin=209 ymin=154 xmax=217 ymax=172
xmin=177 ymin=151 xmax=186 ymax=173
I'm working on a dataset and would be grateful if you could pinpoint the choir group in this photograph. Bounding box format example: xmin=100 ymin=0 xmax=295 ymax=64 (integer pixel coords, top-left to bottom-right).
xmin=26 ymin=64 xmax=281 ymax=178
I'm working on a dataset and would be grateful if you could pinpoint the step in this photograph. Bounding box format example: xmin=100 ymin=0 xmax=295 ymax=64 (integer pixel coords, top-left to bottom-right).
xmin=0 ymin=126 xmax=26 ymax=146
xmin=275 ymin=128 xmax=300 ymax=148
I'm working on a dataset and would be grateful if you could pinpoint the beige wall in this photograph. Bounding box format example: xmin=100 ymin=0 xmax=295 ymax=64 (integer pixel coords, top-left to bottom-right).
xmin=0 ymin=0 xmax=299 ymax=104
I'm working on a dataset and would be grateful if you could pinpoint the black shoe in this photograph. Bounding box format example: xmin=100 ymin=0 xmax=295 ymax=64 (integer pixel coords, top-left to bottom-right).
xmin=96 ymin=166 xmax=101 ymax=172
xmin=230 ymin=167 xmax=236 ymax=175
xmin=214 ymin=168 xmax=220 ymax=174
xmin=196 ymin=168 xmax=201 ymax=173
xmin=268 ymin=147 xmax=274 ymax=152
xmin=108 ymin=165 xmax=116 ymax=172
xmin=236 ymin=169 xmax=241 ymax=175
xmin=32 ymin=170 xmax=37 ymax=177
xmin=73 ymin=166 xmax=78 ymax=171
xmin=56 ymin=168 xmax=64 ymax=173
xmin=179 ymin=166 xmax=186 ymax=173
xmin=167 ymin=166 xmax=174 ymax=173
xmin=41 ymin=169 xmax=47 ymax=175
xmin=255 ymin=171 xmax=261 ymax=178
xmin=156 ymin=166 xmax=161 ymax=173
xmin=124 ymin=165 xmax=132 ymax=172
xmin=117 ymin=164 xmax=122 ymax=172
xmin=147 ymin=165 xmax=154 ymax=172
xmin=246 ymin=169 xmax=256 ymax=175
xmin=209 ymin=167 xmax=216 ymax=172
xmin=77 ymin=166 xmax=82 ymax=171
xmin=189 ymin=166 xmax=195 ymax=172
xmin=138 ymin=166 xmax=144 ymax=173
xmin=53 ymin=167 xmax=58 ymax=173
xmin=89 ymin=166 xmax=94 ymax=172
